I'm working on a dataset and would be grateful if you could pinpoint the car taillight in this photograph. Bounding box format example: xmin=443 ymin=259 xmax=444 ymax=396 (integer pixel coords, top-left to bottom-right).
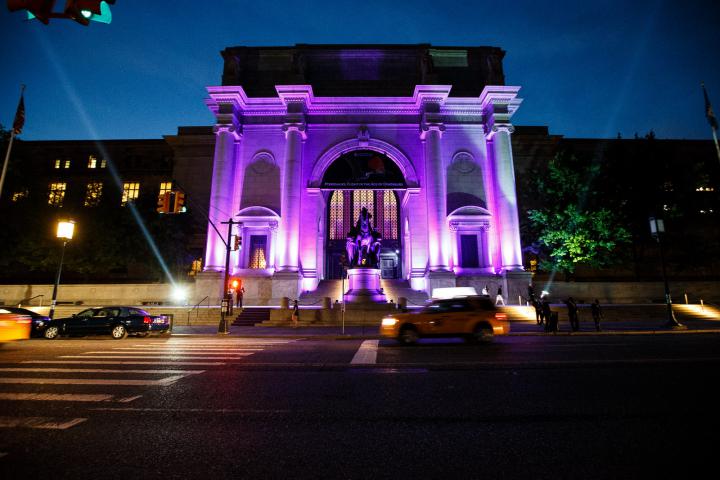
xmin=143 ymin=316 xmax=151 ymax=324
xmin=494 ymin=312 xmax=508 ymax=321
xmin=16 ymin=318 xmax=32 ymax=324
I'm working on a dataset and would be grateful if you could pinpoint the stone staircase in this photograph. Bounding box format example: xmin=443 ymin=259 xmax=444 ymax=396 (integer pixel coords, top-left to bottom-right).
xmin=232 ymin=308 xmax=271 ymax=326
xmin=298 ymin=279 xmax=429 ymax=307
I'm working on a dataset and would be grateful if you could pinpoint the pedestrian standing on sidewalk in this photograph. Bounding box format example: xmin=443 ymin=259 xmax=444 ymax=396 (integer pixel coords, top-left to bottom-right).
xmin=591 ymin=299 xmax=603 ymax=331
xmin=291 ymin=300 xmax=299 ymax=328
xmin=481 ymin=285 xmax=489 ymax=296
xmin=542 ymin=298 xmax=555 ymax=332
xmin=534 ymin=299 xmax=544 ymax=325
xmin=565 ymin=297 xmax=579 ymax=332
xmin=495 ymin=286 xmax=505 ymax=306
xmin=236 ymin=287 xmax=245 ymax=308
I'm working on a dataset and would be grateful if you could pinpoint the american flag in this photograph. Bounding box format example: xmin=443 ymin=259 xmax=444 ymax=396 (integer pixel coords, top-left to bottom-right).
xmin=703 ymin=82 xmax=718 ymax=130
xmin=12 ymin=89 xmax=25 ymax=135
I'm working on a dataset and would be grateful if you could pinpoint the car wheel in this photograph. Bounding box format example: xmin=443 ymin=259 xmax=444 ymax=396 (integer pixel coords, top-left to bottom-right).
xmin=473 ymin=323 xmax=494 ymax=343
xmin=398 ymin=326 xmax=419 ymax=345
xmin=44 ymin=326 xmax=60 ymax=340
xmin=111 ymin=325 xmax=127 ymax=340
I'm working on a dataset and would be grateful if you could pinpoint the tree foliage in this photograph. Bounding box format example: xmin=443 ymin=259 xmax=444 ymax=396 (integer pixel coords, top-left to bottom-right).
xmin=525 ymin=152 xmax=631 ymax=275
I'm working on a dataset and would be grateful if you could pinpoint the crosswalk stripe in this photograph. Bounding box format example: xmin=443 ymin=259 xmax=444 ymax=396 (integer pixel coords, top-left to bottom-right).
xmin=80 ymin=351 xmax=258 ymax=355
xmin=60 ymin=355 xmax=252 ymax=359
xmin=351 ymin=340 xmax=379 ymax=364
xmin=0 ymin=374 xmax=193 ymax=386
xmin=0 ymin=416 xmax=87 ymax=430
xmin=22 ymin=360 xmax=226 ymax=366
xmin=0 ymin=393 xmax=142 ymax=402
xmin=106 ymin=348 xmax=264 ymax=351
xmin=0 ymin=368 xmax=204 ymax=374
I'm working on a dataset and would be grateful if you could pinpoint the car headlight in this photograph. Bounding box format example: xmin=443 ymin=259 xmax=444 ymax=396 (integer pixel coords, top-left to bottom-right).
xmin=381 ymin=317 xmax=398 ymax=327
xmin=36 ymin=321 xmax=44 ymax=327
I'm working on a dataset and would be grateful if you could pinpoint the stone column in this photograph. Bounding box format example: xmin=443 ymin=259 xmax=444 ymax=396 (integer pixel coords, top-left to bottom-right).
xmin=204 ymin=121 xmax=241 ymax=271
xmin=277 ymin=122 xmax=305 ymax=272
xmin=488 ymin=124 xmax=523 ymax=271
xmin=421 ymin=122 xmax=449 ymax=271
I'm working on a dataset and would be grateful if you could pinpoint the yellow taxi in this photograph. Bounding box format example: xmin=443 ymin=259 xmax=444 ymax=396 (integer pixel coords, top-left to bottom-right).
xmin=380 ymin=296 xmax=509 ymax=345
xmin=0 ymin=312 xmax=32 ymax=343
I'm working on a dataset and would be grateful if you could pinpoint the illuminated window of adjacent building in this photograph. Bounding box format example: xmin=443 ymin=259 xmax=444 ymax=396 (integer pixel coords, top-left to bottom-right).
xmin=64 ymin=159 xmax=71 ymax=169
xmin=84 ymin=182 xmax=103 ymax=207
xmin=54 ymin=159 xmax=61 ymax=169
xmin=329 ymin=190 xmax=345 ymax=240
xmin=696 ymin=186 xmax=715 ymax=192
xmin=11 ymin=190 xmax=28 ymax=202
xmin=48 ymin=183 xmax=66 ymax=206
xmin=100 ymin=158 xmax=107 ymax=168
xmin=382 ymin=190 xmax=398 ymax=240
xmin=121 ymin=182 xmax=140 ymax=205
xmin=88 ymin=155 xmax=97 ymax=169
xmin=189 ymin=258 xmax=202 ymax=276
xmin=248 ymin=235 xmax=267 ymax=269
xmin=159 ymin=181 xmax=172 ymax=199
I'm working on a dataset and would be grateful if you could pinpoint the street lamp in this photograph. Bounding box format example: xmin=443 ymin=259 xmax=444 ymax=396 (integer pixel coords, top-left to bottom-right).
xmin=49 ymin=220 xmax=75 ymax=320
xmin=649 ymin=217 xmax=684 ymax=329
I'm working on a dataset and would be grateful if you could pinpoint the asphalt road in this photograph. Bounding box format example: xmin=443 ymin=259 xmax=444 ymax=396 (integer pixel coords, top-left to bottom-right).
xmin=1 ymin=333 xmax=718 ymax=479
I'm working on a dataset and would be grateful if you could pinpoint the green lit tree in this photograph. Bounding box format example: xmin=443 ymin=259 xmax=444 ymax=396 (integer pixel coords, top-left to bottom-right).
xmin=525 ymin=152 xmax=631 ymax=276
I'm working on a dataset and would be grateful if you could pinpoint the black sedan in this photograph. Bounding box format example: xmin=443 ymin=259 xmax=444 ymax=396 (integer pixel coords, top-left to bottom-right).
xmin=0 ymin=306 xmax=51 ymax=338
xmin=43 ymin=306 xmax=170 ymax=340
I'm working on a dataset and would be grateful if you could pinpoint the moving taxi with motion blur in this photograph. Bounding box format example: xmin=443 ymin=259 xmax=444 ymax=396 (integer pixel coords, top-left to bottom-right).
xmin=380 ymin=296 xmax=510 ymax=345
xmin=0 ymin=312 xmax=32 ymax=344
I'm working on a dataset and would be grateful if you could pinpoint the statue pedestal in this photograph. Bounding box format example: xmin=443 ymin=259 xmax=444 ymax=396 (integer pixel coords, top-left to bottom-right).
xmin=345 ymin=268 xmax=386 ymax=303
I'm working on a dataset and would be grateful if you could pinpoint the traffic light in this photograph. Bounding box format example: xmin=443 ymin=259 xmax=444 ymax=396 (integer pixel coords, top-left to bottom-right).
xmin=157 ymin=192 xmax=171 ymax=213
xmin=64 ymin=0 xmax=114 ymax=25
xmin=173 ymin=191 xmax=186 ymax=213
xmin=233 ymin=235 xmax=242 ymax=251
xmin=7 ymin=0 xmax=55 ymax=24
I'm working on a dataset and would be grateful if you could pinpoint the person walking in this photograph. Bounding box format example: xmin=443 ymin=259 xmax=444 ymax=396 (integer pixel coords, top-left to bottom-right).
xmin=542 ymin=298 xmax=555 ymax=332
xmin=534 ymin=299 xmax=544 ymax=325
xmin=527 ymin=283 xmax=536 ymax=304
xmin=481 ymin=285 xmax=489 ymax=296
xmin=591 ymin=299 xmax=603 ymax=332
xmin=495 ymin=286 xmax=505 ymax=306
xmin=291 ymin=300 xmax=299 ymax=328
xmin=565 ymin=297 xmax=579 ymax=332
xmin=235 ymin=287 xmax=245 ymax=308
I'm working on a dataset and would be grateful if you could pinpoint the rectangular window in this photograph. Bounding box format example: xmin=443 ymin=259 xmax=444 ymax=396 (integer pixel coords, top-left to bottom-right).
xmin=48 ymin=183 xmax=67 ymax=206
xmin=159 ymin=181 xmax=172 ymax=198
xmin=121 ymin=182 xmax=140 ymax=205
xmin=100 ymin=158 xmax=107 ymax=168
xmin=248 ymin=235 xmax=268 ymax=269
xmin=11 ymin=190 xmax=28 ymax=202
xmin=88 ymin=155 xmax=97 ymax=169
xmin=54 ymin=159 xmax=61 ymax=169
xmin=84 ymin=182 xmax=103 ymax=207
xmin=64 ymin=159 xmax=71 ymax=169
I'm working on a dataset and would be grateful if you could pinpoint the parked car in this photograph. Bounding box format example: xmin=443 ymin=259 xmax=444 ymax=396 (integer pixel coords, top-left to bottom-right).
xmin=43 ymin=306 xmax=170 ymax=340
xmin=379 ymin=296 xmax=510 ymax=345
xmin=0 ymin=312 xmax=32 ymax=344
xmin=0 ymin=307 xmax=51 ymax=338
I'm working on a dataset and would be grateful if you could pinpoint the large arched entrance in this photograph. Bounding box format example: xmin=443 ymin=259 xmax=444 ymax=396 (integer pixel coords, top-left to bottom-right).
xmin=321 ymin=149 xmax=405 ymax=280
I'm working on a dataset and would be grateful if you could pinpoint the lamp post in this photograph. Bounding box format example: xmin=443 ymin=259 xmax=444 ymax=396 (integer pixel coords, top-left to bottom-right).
xmin=649 ymin=217 xmax=684 ymax=329
xmin=49 ymin=220 xmax=75 ymax=320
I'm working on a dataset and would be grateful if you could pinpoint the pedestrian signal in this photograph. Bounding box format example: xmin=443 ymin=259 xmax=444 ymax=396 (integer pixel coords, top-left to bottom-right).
xmin=173 ymin=191 xmax=186 ymax=213
xmin=233 ymin=235 xmax=242 ymax=251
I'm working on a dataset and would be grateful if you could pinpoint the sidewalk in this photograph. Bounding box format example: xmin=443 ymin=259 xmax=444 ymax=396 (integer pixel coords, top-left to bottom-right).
xmin=169 ymin=317 xmax=720 ymax=338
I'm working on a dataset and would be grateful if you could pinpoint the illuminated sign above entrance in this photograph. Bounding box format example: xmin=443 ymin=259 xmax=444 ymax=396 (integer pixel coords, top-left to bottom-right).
xmin=320 ymin=150 xmax=406 ymax=189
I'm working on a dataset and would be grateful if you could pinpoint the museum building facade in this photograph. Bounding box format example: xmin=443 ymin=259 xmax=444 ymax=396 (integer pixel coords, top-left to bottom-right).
xmin=194 ymin=45 xmax=531 ymax=304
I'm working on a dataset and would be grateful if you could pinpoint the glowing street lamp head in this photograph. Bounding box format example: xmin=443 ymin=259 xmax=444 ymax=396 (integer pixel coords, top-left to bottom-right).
xmin=56 ymin=220 xmax=75 ymax=241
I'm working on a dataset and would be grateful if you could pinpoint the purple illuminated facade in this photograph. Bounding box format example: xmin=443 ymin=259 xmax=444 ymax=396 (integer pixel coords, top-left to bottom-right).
xmin=195 ymin=45 xmax=531 ymax=304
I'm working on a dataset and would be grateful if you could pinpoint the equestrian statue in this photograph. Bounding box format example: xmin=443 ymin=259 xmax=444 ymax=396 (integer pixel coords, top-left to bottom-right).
xmin=346 ymin=207 xmax=382 ymax=268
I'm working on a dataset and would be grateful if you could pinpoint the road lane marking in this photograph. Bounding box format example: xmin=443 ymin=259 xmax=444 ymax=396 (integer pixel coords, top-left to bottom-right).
xmin=351 ymin=340 xmax=379 ymax=364
xmin=0 ymin=416 xmax=87 ymax=430
xmin=0 ymin=393 xmax=142 ymax=403
xmin=0 ymin=368 xmax=205 ymax=374
xmin=91 ymin=407 xmax=291 ymax=414
xmin=113 ymin=347 xmax=266 ymax=350
xmin=22 ymin=360 xmax=226 ymax=366
xmin=60 ymin=355 xmax=252 ymax=359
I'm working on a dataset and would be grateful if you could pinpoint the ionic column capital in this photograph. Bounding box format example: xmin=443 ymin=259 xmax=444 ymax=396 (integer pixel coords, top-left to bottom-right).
xmin=213 ymin=122 xmax=242 ymax=140
xmin=282 ymin=122 xmax=307 ymax=140
xmin=484 ymin=123 xmax=514 ymax=140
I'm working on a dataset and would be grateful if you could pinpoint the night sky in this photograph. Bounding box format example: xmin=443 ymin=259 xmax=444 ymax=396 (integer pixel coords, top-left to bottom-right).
xmin=1 ymin=0 xmax=719 ymax=141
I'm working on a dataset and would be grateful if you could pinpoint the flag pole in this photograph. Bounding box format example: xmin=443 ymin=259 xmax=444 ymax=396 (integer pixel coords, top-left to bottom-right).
xmin=710 ymin=126 xmax=720 ymax=168
xmin=0 ymin=85 xmax=26 ymax=200
xmin=702 ymin=82 xmax=720 ymax=168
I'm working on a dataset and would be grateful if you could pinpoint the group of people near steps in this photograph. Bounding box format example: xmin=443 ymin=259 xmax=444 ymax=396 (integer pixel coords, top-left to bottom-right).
xmin=527 ymin=285 xmax=603 ymax=332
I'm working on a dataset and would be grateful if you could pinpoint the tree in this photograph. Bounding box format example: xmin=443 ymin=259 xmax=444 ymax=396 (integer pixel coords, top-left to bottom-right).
xmin=525 ymin=151 xmax=631 ymax=276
